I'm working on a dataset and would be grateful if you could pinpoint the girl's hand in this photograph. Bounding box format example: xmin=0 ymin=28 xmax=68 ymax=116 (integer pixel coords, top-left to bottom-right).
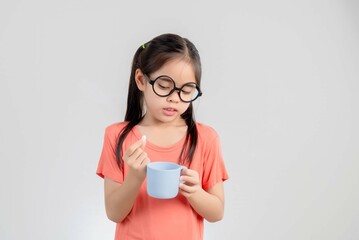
xmin=179 ymin=169 xmax=201 ymax=199
xmin=123 ymin=136 xmax=150 ymax=182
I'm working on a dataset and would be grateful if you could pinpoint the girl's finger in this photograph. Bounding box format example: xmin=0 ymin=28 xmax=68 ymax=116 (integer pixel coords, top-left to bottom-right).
xmin=133 ymin=151 xmax=148 ymax=168
xmin=124 ymin=137 xmax=146 ymax=159
xmin=180 ymin=176 xmax=199 ymax=186
xmin=138 ymin=156 xmax=150 ymax=169
xmin=179 ymin=183 xmax=194 ymax=193
xmin=180 ymin=168 xmax=189 ymax=176
xmin=181 ymin=169 xmax=196 ymax=178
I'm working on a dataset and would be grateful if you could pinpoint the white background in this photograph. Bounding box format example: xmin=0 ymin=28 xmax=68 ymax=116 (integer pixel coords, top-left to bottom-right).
xmin=1 ymin=0 xmax=358 ymax=239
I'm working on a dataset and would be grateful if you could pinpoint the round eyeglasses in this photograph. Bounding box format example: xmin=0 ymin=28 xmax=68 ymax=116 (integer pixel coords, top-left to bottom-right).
xmin=144 ymin=74 xmax=202 ymax=103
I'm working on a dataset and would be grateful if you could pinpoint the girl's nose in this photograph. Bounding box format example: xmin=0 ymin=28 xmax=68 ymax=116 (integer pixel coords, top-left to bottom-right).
xmin=166 ymin=90 xmax=180 ymax=103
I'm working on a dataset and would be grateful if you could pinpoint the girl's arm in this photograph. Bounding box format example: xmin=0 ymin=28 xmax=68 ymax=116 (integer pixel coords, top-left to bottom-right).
xmin=104 ymin=137 xmax=149 ymax=223
xmin=179 ymin=169 xmax=225 ymax=222
xmin=104 ymin=174 xmax=143 ymax=222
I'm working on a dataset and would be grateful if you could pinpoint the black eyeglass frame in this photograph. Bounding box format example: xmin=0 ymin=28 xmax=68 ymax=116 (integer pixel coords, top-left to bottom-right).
xmin=144 ymin=74 xmax=203 ymax=103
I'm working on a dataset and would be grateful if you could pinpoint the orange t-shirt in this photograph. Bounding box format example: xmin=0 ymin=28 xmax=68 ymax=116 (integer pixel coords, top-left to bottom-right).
xmin=96 ymin=122 xmax=228 ymax=240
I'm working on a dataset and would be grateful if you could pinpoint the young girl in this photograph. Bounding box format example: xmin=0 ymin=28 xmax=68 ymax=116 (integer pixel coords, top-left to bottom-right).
xmin=97 ymin=33 xmax=228 ymax=240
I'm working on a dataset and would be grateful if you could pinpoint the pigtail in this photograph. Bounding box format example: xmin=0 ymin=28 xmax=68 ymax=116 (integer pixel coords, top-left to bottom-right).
xmin=115 ymin=45 xmax=146 ymax=170
xmin=179 ymin=104 xmax=198 ymax=167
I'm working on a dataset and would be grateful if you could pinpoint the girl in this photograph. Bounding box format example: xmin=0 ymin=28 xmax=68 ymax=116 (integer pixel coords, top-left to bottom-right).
xmin=97 ymin=33 xmax=228 ymax=240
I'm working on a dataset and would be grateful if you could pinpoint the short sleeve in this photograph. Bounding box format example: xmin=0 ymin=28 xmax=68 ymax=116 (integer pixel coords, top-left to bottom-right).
xmin=202 ymin=132 xmax=229 ymax=191
xmin=96 ymin=126 xmax=124 ymax=183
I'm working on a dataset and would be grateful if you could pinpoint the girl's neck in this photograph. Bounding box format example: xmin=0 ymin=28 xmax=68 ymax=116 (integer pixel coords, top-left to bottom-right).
xmin=137 ymin=117 xmax=188 ymax=147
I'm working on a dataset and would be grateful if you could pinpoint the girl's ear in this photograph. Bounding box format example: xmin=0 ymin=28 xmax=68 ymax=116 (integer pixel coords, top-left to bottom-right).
xmin=135 ymin=69 xmax=146 ymax=91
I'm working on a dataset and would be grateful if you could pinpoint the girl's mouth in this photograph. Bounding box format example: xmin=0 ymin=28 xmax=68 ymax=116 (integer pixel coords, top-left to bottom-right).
xmin=163 ymin=108 xmax=177 ymax=116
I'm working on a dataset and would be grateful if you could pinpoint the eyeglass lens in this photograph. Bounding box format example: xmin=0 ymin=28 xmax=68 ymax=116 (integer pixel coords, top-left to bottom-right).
xmin=153 ymin=76 xmax=200 ymax=102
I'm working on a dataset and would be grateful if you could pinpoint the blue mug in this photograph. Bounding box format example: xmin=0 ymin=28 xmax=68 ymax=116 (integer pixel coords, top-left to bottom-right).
xmin=146 ymin=162 xmax=187 ymax=199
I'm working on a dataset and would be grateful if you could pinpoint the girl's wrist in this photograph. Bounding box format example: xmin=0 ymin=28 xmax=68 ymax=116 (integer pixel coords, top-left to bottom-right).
xmin=125 ymin=171 xmax=145 ymax=188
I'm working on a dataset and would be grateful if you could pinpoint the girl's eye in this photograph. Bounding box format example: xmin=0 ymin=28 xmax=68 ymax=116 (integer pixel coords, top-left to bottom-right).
xmin=156 ymin=78 xmax=173 ymax=89
xmin=181 ymin=90 xmax=191 ymax=95
xmin=159 ymin=84 xmax=170 ymax=89
xmin=181 ymin=85 xmax=196 ymax=95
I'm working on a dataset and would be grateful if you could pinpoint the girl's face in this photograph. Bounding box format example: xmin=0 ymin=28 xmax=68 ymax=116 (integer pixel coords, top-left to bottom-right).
xmin=135 ymin=58 xmax=197 ymax=126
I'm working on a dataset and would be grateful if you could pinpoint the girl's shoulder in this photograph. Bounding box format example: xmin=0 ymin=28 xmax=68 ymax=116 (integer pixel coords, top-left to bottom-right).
xmin=104 ymin=121 xmax=129 ymax=137
xmin=196 ymin=122 xmax=220 ymax=141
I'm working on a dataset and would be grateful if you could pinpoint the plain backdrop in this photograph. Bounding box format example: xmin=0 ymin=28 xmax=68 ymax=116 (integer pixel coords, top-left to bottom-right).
xmin=1 ymin=0 xmax=358 ymax=239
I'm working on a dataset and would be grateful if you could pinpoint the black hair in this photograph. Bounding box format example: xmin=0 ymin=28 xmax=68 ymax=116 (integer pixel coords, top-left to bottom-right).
xmin=115 ymin=33 xmax=202 ymax=170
